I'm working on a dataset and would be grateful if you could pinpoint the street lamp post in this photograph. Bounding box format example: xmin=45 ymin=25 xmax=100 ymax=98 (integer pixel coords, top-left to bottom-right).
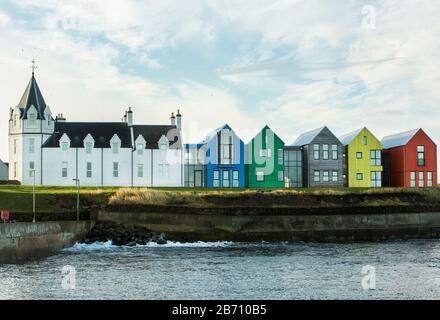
xmin=31 ymin=169 xmax=36 ymax=223
xmin=73 ymin=178 xmax=80 ymax=222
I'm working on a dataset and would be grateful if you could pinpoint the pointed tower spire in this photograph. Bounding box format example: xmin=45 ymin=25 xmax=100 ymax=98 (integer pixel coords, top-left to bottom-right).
xmin=17 ymin=60 xmax=47 ymax=120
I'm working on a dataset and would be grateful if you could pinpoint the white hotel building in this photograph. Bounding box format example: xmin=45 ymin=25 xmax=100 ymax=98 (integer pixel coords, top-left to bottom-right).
xmin=8 ymin=71 xmax=184 ymax=187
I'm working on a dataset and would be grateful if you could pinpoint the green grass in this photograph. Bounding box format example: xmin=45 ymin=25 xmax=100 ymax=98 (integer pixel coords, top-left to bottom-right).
xmin=0 ymin=185 xmax=438 ymax=212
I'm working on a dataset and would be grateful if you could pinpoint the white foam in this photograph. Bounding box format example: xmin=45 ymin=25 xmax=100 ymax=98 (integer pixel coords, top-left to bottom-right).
xmin=65 ymin=240 xmax=234 ymax=251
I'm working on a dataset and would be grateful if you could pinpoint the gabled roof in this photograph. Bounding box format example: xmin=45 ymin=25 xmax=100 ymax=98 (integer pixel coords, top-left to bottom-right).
xmin=200 ymin=124 xmax=239 ymax=144
xmin=247 ymin=125 xmax=285 ymax=145
xmin=133 ymin=125 xmax=181 ymax=149
xmin=17 ymin=75 xmax=47 ymax=120
xmin=381 ymin=128 xmax=420 ymax=149
xmin=291 ymin=127 xmax=326 ymax=146
xmin=42 ymin=122 xmax=132 ymax=148
xmin=339 ymin=127 xmax=365 ymax=146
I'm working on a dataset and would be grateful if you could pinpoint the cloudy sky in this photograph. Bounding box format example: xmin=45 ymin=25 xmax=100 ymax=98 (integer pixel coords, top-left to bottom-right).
xmin=0 ymin=0 xmax=439 ymax=176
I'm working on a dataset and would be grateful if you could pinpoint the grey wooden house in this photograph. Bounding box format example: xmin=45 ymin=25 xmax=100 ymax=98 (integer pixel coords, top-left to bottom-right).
xmin=291 ymin=127 xmax=345 ymax=187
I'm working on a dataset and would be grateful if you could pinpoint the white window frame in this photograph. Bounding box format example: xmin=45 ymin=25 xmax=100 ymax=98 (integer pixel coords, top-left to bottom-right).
xmin=137 ymin=164 xmax=144 ymax=178
xmin=86 ymin=162 xmax=92 ymax=178
xmin=256 ymin=171 xmax=265 ymax=182
xmin=314 ymin=170 xmax=320 ymax=182
xmin=427 ymin=172 xmax=433 ymax=187
xmin=113 ymin=162 xmax=119 ymax=178
xmin=332 ymin=170 xmax=338 ymax=182
xmin=29 ymin=138 xmax=35 ymax=154
xmin=323 ymin=170 xmax=329 ymax=182
xmin=61 ymin=161 xmax=68 ymax=178
xmin=278 ymin=149 xmax=283 ymax=165
xmin=410 ymin=171 xmax=416 ymax=187
xmin=85 ymin=142 xmax=93 ymax=154
xmin=278 ymin=170 xmax=284 ymax=182
xmin=418 ymin=172 xmax=424 ymax=187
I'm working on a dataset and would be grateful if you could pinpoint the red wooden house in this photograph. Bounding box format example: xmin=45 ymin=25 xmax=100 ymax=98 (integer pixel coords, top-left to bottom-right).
xmin=382 ymin=128 xmax=437 ymax=188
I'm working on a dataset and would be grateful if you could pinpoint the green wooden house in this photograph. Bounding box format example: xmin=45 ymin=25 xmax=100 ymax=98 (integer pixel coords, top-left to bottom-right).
xmin=245 ymin=125 xmax=285 ymax=188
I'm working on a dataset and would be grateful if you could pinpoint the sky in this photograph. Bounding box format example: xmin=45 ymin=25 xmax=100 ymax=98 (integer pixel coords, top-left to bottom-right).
xmin=0 ymin=0 xmax=439 ymax=177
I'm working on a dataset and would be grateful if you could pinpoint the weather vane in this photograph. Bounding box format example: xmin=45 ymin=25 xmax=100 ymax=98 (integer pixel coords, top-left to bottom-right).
xmin=30 ymin=58 xmax=37 ymax=76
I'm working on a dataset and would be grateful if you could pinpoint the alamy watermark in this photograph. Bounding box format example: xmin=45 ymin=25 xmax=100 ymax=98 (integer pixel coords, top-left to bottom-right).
xmin=361 ymin=265 xmax=376 ymax=290
xmin=361 ymin=5 xmax=376 ymax=30
xmin=61 ymin=265 xmax=76 ymax=290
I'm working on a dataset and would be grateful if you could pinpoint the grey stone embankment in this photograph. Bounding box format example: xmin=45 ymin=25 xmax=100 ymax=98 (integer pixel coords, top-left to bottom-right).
xmin=95 ymin=204 xmax=440 ymax=242
xmin=0 ymin=221 xmax=94 ymax=264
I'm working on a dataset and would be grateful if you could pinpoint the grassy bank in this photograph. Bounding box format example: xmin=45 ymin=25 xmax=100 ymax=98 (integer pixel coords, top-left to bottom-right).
xmin=0 ymin=185 xmax=439 ymax=213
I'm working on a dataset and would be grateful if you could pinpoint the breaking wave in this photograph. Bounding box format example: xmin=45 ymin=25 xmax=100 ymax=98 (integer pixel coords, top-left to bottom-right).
xmin=65 ymin=240 xmax=234 ymax=252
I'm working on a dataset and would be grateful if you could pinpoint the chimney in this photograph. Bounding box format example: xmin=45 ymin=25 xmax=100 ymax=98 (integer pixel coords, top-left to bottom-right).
xmin=170 ymin=112 xmax=175 ymax=126
xmin=56 ymin=113 xmax=66 ymax=122
xmin=176 ymin=109 xmax=182 ymax=130
xmin=127 ymin=107 xmax=133 ymax=126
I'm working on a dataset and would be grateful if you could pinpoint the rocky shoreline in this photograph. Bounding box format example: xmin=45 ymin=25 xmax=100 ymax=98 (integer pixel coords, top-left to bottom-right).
xmin=83 ymin=221 xmax=180 ymax=246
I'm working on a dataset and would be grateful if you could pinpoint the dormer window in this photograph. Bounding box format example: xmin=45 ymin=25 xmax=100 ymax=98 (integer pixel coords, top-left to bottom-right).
xmin=112 ymin=142 xmax=119 ymax=154
xmin=158 ymin=135 xmax=169 ymax=150
xmin=28 ymin=112 xmax=37 ymax=127
xmin=137 ymin=144 xmax=144 ymax=155
xmin=110 ymin=134 xmax=121 ymax=155
xmin=85 ymin=142 xmax=93 ymax=154
xmin=61 ymin=141 xmax=69 ymax=151
xmin=46 ymin=115 xmax=51 ymax=127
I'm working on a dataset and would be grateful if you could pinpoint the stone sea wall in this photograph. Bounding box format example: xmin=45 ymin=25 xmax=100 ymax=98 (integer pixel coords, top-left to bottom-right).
xmin=0 ymin=221 xmax=94 ymax=264
xmin=96 ymin=206 xmax=440 ymax=242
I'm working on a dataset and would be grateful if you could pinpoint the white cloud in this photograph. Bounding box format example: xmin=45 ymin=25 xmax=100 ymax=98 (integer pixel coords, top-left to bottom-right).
xmin=0 ymin=0 xmax=439 ymax=178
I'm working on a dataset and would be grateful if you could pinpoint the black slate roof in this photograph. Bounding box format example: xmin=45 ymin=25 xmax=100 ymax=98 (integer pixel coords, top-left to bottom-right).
xmin=132 ymin=125 xmax=182 ymax=149
xmin=18 ymin=75 xmax=47 ymax=120
xmin=42 ymin=122 xmax=132 ymax=148
xmin=42 ymin=122 xmax=182 ymax=149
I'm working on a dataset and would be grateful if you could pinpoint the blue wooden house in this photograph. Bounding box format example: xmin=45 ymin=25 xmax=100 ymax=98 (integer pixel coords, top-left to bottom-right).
xmin=195 ymin=124 xmax=245 ymax=188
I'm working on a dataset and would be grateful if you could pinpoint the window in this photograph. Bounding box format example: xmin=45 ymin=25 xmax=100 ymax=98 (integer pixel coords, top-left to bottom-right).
xmin=259 ymin=149 xmax=267 ymax=157
xmin=62 ymin=161 xmax=68 ymax=178
xmin=332 ymin=171 xmax=338 ymax=182
xmin=323 ymin=144 xmax=329 ymax=160
xmin=313 ymin=144 xmax=320 ymax=160
xmin=14 ymin=139 xmax=17 ymax=154
xmin=223 ymin=170 xmax=230 ymax=187
xmin=14 ymin=162 xmax=17 ymax=178
xmin=213 ymin=170 xmax=220 ymax=187
xmin=137 ymin=164 xmax=143 ymax=178
xmin=29 ymin=161 xmax=35 ymax=178
xmin=86 ymin=162 xmax=92 ymax=178
xmin=61 ymin=142 xmax=69 ymax=151
xmin=112 ymin=142 xmax=119 ymax=154
xmin=417 ymin=146 xmax=425 ymax=166
xmin=356 ymin=173 xmax=363 ymax=180
xmin=323 ymin=170 xmax=329 ymax=182
xmin=159 ymin=141 xmax=168 ymax=150
xmin=233 ymin=171 xmax=239 ymax=188
xmin=284 ymin=150 xmax=302 ymax=188
xmin=371 ymin=171 xmax=382 ymax=187
xmin=29 ymin=138 xmax=35 ymax=153
xmin=356 ymin=152 xmax=363 ymax=159
xmin=331 ymin=144 xmax=338 ymax=160
xmin=28 ymin=112 xmax=37 ymax=127
xmin=137 ymin=144 xmax=143 ymax=155
xmin=256 ymin=171 xmax=265 ymax=182
xmin=427 ymin=172 xmax=433 ymax=187
xmin=13 ymin=114 xmax=18 ymax=127
xmin=220 ymin=131 xmax=233 ymax=164
xmin=278 ymin=171 xmax=284 ymax=182
xmin=419 ymin=172 xmax=424 ymax=187
xmin=314 ymin=170 xmax=320 ymax=182
xmin=113 ymin=162 xmax=119 ymax=178
xmin=278 ymin=149 xmax=283 ymax=165
xmin=370 ymin=150 xmax=381 ymax=166
xmin=47 ymin=116 xmax=51 ymax=127
xmin=363 ymin=136 xmax=367 ymax=145
xmin=159 ymin=164 xmax=170 ymax=178
xmin=85 ymin=142 xmax=93 ymax=154
xmin=410 ymin=172 xmax=416 ymax=187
